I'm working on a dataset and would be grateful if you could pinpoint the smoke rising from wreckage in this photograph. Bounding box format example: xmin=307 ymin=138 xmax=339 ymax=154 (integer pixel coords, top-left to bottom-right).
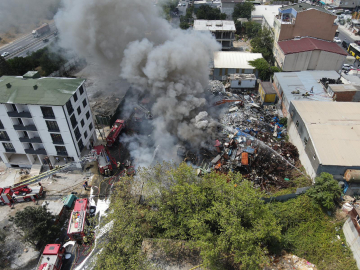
xmin=54 ymin=0 xmax=222 ymax=167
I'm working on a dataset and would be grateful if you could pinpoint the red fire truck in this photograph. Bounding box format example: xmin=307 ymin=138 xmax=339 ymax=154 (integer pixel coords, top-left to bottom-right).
xmin=67 ymin=198 xmax=90 ymax=242
xmin=0 ymin=184 xmax=43 ymax=206
xmin=106 ymin=119 xmax=125 ymax=147
xmin=36 ymin=244 xmax=65 ymax=270
xmin=91 ymin=145 xmax=116 ymax=174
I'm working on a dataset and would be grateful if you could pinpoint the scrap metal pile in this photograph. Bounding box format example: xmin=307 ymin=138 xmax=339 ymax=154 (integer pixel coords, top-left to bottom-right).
xmin=182 ymin=92 xmax=302 ymax=191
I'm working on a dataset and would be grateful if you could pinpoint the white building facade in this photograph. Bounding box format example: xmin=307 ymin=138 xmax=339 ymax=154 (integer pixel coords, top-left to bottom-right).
xmin=0 ymin=73 xmax=96 ymax=168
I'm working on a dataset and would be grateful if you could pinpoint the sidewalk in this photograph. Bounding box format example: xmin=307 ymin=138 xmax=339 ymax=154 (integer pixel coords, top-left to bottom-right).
xmin=337 ymin=24 xmax=360 ymax=41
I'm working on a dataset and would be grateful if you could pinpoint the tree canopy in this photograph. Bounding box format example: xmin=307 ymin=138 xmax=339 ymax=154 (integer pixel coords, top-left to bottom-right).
xmin=232 ymin=2 xmax=255 ymax=21
xmin=249 ymin=58 xmax=280 ymax=81
xmin=9 ymin=206 xmax=61 ymax=247
xmin=250 ymin=27 xmax=274 ymax=64
xmin=96 ymin=163 xmax=281 ymax=270
xmin=196 ymin=5 xmax=227 ymax=20
xmin=243 ymin=21 xmax=261 ymax=38
xmin=306 ymin=172 xmax=342 ymax=210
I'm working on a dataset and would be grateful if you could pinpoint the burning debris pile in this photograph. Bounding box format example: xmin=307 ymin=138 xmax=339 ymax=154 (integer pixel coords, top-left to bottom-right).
xmin=206 ymin=80 xmax=225 ymax=95
xmin=180 ymin=93 xmax=302 ymax=191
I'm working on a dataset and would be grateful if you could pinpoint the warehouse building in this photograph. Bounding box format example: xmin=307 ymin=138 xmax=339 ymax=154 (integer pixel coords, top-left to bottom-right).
xmin=288 ymin=100 xmax=360 ymax=181
xmin=274 ymin=37 xmax=347 ymax=71
xmin=212 ymin=52 xmax=263 ymax=81
xmin=0 ymin=72 xmax=96 ymax=168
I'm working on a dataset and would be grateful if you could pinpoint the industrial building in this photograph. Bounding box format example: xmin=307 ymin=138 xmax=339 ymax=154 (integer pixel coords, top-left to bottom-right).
xmin=193 ymin=0 xmax=221 ymax=11
xmin=273 ymin=3 xmax=338 ymax=43
xmin=0 ymin=72 xmax=96 ymax=168
xmin=193 ymin=20 xmax=235 ymax=49
xmin=272 ymin=70 xmax=339 ymax=116
xmin=274 ymin=37 xmax=347 ymax=71
xmin=212 ymin=52 xmax=263 ymax=80
xmin=251 ymin=5 xmax=282 ymax=34
xmin=221 ymin=0 xmax=243 ymax=19
xmin=327 ymin=84 xmax=360 ymax=102
xmin=288 ymin=100 xmax=360 ymax=182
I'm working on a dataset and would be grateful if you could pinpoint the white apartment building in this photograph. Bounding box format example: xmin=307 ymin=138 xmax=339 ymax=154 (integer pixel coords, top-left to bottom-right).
xmin=193 ymin=20 xmax=236 ymax=50
xmin=0 ymin=71 xmax=96 ymax=168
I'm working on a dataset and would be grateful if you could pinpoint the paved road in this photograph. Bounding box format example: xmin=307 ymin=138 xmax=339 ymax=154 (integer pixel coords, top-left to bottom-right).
xmin=0 ymin=22 xmax=57 ymax=59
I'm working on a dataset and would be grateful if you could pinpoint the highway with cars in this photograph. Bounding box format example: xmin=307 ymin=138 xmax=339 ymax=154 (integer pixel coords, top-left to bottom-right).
xmin=0 ymin=22 xmax=57 ymax=59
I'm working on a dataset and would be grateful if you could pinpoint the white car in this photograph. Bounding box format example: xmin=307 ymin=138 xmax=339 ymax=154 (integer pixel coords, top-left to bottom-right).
xmin=1 ymin=52 xmax=9 ymax=57
xmin=333 ymin=37 xmax=341 ymax=43
xmin=342 ymin=64 xmax=354 ymax=71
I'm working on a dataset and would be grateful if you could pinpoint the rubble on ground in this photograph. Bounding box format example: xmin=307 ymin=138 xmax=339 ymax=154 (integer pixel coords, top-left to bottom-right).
xmin=182 ymin=92 xmax=302 ymax=191
xmin=207 ymin=80 xmax=225 ymax=94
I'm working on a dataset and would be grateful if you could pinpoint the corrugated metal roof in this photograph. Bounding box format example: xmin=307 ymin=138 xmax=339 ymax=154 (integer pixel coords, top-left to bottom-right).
xmin=278 ymin=38 xmax=347 ymax=56
xmin=213 ymin=52 xmax=263 ymax=69
xmin=0 ymin=76 xmax=83 ymax=106
xmin=292 ymin=100 xmax=360 ymax=166
xmin=261 ymin=82 xmax=276 ymax=94
xmin=274 ymin=70 xmax=339 ymax=104
xmin=193 ymin=20 xmax=236 ymax=31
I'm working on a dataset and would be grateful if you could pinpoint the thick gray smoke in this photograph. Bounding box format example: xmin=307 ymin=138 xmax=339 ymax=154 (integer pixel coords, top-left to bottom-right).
xmin=0 ymin=0 xmax=60 ymax=33
xmin=55 ymin=0 xmax=221 ymax=167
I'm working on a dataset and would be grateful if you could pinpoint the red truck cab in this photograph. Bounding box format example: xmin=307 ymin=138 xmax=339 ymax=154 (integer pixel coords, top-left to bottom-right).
xmin=37 ymin=244 xmax=65 ymax=270
xmin=106 ymin=119 xmax=125 ymax=147
xmin=67 ymin=199 xmax=89 ymax=241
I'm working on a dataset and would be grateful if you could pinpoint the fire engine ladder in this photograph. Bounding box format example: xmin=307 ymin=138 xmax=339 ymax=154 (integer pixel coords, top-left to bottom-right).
xmin=12 ymin=154 xmax=96 ymax=188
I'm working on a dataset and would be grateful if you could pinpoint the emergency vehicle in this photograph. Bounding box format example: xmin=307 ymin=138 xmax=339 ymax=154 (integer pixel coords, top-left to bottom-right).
xmin=67 ymin=198 xmax=90 ymax=242
xmin=106 ymin=119 xmax=125 ymax=147
xmin=91 ymin=145 xmax=116 ymax=174
xmin=0 ymin=184 xmax=43 ymax=206
xmin=36 ymin=244 xmax=65 ymax=270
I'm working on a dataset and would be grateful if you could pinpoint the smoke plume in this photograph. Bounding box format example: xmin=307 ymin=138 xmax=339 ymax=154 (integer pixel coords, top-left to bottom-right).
xmin=55 ymin=0 xmax=221 ymax=167
xmin=0 ymin=0 xmax=60 ymax=34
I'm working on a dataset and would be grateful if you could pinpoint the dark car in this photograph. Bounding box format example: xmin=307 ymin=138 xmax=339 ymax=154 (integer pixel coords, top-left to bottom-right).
xmin=42 ymin=38 xmax=49 ymax=43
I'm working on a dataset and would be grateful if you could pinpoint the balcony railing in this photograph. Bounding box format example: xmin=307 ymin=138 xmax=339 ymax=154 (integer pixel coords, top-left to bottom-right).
xmin=4 ymin=148 xmax=15 ymax=153
xmin=48 ymin=127 xmax=60 ymax=132
xmin=19 ymin=137 xmax=42 ymax=143
xmin=56 ymin=151 xmax=68 ymax=156
xmin=52 ymin=140 xmax=64 ymax=145
xmin=0 ymin=137 xmax=10 ymax=141
xmin=7 ymin=111 xmax=32 ymax=118
xmin=0 ymin=124 xmax=4 ymax=129
xmin=25 ymin=148 xmax=47 ymax=155
xmin=13 ymin=124 xmax=37 ymax=131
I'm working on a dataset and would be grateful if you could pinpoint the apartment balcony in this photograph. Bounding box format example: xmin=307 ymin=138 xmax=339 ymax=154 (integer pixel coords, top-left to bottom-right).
xmin=52 ymin=140 xmax=64 ymax=145
xmin=0 ymin=124 xmax=4 ymax=129
xmin=56 ymin=151 xmax=68 ymax=156
xmin=42 ymin=114 xmax=56 ymax=120
xmin=19 ymin=137 xmax=42 ymax=143
xmin=13 ymin=124 xmax=37 ymax=131
xmin=0 ymin=137 xmax=10 ymax=141
xmin=7 ymin=111 xmax=32 ymax=118
xmin=25 ymin=148 xmax=47 ymax=155
xmin=4 ymin=148 xmax=15 ymax=153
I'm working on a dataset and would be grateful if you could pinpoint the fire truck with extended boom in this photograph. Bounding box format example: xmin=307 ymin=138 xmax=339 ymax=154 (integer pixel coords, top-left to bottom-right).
xmin=36 ymin=244 xmax=65 ymax=270
xmin=0 ymin=184 xmax=43 ymax=206
xmin=106 ymin=119 xmax=125 ymax=147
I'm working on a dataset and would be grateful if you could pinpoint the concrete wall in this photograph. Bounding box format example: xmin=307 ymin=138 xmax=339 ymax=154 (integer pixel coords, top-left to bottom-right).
xmin=280 ymin=50 xmax=346 ymax=72
xmin=278 ymin=9 xmax=338 ymax=42
xmin=343 ymin=218 xmax=360 ymax=270
xmin=213 ymin=68 xmax=256 ymax=80
xmin=334 ymin=91 xmax=360 ymax=102
xmin=230 ymin=79 xmax=256 ymax=89
xmin=221 ymin=2 xmax=236 ymax=19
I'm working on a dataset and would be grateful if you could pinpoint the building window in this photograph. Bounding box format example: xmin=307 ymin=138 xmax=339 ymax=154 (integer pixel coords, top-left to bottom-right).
xmin=46 ymin=121 xmax=59 ymax=132
xmin=290 ymin=110 xmax=294 ymax=118
xmin=313 ymin=154 xmax=316 ymax=160
xmin=82 ymin=99 xmax=87 ymax=108
xmin=78 ymin=139 xmax=84 ymax=152
xmin=84 ymin=131 xmax=88 ymax=139
xmin=70 ymin=114 xmax=77 ymax=129
xmin=79 ymin=85 xmax=84 ymax=95
xmin=51 ymin=133 xmax=64 ymax=144
xmin=73 ymin=92 xmax=78 ymax=102
xmin=74 ymin=127 xmax=81 ymax=141
xmin=86 ymin=111 xmax=90 ymax=120
xmin=304 ymin=138 xmax=308 ymax=145
xmin=66 ymin=100 xmax=74 ymax=115
xmin=296 ymin=120 xmax=299 ymax=127
xmin=3 ymin=143 xmax=14 ymax=151
xmin=0 ymin=131 xmax=9 ymax=140
xmin=41 ymin=106 xmax=55 ymax=118
xmin=0 ymin=120 xmax=3 ymax=129
xmin=89 ymin=123 xmax=93 ymax=131
xmin=55 ymin=146 xmax=67 ymax=155
xmin=81 ymin=119 xmax=85 ymax=127
xmin=77 ymin=106 xmax=81 ymax=115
